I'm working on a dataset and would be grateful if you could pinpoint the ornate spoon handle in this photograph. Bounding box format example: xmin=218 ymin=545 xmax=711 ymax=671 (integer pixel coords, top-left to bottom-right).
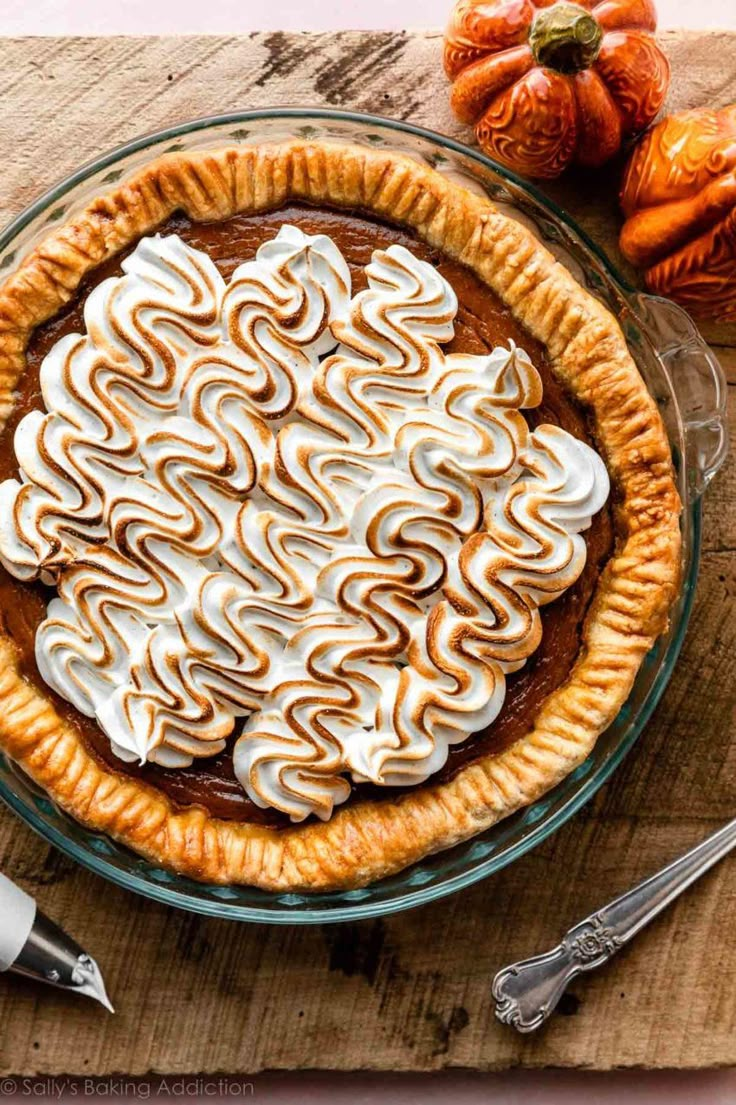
xmin=493 ymin=816 xmax=736 ymax=1032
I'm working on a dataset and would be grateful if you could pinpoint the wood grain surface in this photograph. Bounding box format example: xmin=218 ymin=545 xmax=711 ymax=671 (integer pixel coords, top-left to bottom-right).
xmin=0 ymin=30 xmax=734 ymax=1075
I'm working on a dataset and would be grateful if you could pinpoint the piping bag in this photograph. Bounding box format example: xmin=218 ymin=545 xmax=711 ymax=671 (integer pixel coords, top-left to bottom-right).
xmin=0 ymin=871 xmax=113 ymax=1011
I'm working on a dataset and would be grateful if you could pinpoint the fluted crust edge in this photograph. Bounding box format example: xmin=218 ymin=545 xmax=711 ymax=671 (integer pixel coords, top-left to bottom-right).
xmin=0 ymin=141 xmax=681 ymax=890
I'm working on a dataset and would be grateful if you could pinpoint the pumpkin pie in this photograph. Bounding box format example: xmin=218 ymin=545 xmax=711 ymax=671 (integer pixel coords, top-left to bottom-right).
xmin=0 ymin=142 xmax=680 ymax=890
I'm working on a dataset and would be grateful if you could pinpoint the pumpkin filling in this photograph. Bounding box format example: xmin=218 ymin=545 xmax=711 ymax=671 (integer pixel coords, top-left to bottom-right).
xmin=0 ymin=204 xmax=614 ymax=827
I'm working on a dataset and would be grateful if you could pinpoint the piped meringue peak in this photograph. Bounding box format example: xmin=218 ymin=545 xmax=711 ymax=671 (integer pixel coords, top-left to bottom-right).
xmin=0 ymin=227 xmax=610 ymax=822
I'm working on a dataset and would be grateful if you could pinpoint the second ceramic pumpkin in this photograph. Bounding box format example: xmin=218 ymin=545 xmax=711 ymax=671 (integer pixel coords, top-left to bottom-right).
xmin=620 ymin=105 xmax=736 ymax=321
xmin=444 ymin=0 xmax=670 ymax=179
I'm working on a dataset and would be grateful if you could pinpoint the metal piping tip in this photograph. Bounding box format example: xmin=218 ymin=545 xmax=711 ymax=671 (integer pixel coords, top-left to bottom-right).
xmin=9 ymin=905 xmax=115 ymax=1014
xmin=72 ymin=954 xmax=115 ymax=1014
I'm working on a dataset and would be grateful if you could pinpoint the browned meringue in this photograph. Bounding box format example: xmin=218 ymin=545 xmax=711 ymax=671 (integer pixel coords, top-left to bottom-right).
xmin=0 ymin=226 xmax=609 ymax=822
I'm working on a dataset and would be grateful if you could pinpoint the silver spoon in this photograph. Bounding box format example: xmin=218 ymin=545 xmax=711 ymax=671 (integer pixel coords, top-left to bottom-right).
xmin=492 ymin=816 xmax=736 ymax=1032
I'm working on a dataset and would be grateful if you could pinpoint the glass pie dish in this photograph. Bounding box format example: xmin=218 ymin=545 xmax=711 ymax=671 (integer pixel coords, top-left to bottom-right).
xmin=0 ymin=109 xmax=727 ymax=923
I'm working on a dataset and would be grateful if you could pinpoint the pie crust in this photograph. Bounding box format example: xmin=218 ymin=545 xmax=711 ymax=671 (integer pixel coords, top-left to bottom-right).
xmin=0 ymin=141 xmax=681 ymax=890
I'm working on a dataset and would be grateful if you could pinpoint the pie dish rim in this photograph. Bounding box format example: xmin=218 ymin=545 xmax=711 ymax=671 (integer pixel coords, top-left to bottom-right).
xmin=0 ymin=136 xmax=682 ymax=892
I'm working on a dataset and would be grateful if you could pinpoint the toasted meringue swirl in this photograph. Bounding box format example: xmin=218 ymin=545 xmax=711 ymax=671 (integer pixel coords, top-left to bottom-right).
xmin=0 ymin=228 xmax=609 ymax=821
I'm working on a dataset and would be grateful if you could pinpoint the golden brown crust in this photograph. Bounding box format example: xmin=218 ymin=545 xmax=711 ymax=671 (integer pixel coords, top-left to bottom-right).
xmin=0 ymin=141 xmax=681 ymax=890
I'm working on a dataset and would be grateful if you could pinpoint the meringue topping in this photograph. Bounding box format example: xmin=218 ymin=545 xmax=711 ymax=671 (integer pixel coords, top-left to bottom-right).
xmin=0 ymin=227 xmax=609 ymax=821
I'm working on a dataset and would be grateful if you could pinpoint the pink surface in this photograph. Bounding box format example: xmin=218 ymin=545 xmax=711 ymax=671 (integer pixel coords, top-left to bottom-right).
xmin=0 ymin=0 xmax=734 ymax=1099
xmin=204 ymin=1072 xmax=736 ymax=1101
xmin=0 ymin=0 xmax=733 ymax=33
xmin=4 ymin=1072 xmax=736 ymax=1102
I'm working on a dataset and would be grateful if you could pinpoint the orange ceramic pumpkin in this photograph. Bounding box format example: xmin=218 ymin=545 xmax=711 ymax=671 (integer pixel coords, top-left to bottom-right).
xmin=620 ymin=105 xmax=736 ymax=321
xmin=444 ymin=0 xmax=670 ymax=178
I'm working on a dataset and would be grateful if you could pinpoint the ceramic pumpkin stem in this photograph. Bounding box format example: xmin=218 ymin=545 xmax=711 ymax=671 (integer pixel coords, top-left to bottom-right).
xmin=529 ymin=2 xmax=603 ymax=75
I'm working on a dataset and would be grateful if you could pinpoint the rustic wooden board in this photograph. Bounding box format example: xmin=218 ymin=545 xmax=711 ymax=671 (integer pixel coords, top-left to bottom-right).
xmin=0 ymin=30 xmax=734 ymax=1075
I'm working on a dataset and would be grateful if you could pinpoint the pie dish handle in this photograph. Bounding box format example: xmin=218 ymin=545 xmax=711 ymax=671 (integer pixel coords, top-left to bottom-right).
xmin=629 ymin=292 xmax=729 ymax=498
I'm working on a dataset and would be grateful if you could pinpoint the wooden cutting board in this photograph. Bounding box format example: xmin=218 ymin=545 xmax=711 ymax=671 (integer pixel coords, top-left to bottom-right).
xmin=0 ymin=30 xmax=734 ymax=1075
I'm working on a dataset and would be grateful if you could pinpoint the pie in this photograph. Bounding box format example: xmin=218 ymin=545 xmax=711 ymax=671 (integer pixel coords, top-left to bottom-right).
xmin=0 ymin=141 xmax=681 ymax=890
